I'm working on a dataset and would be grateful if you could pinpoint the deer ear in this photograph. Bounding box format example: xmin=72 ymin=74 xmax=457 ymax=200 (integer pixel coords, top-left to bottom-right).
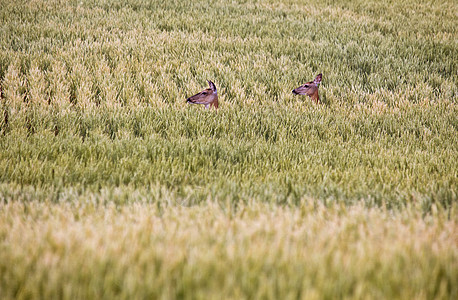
xmin=207 ymin=80 xmax=217 ymax=93
xmin=314 ymin=74 xmax=322 ymax=85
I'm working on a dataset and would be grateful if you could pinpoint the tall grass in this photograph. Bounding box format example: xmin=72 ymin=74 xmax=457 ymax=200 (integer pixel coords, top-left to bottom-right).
xmin=0 ymin=0 xmax=456 ymax=110
xmin=0 ymin=103 xmax=456 ymax=208
xmin=0 ymin=200 xmax=456 ymax=299
xmin=0 ymin=0 xmax=457 ymax=298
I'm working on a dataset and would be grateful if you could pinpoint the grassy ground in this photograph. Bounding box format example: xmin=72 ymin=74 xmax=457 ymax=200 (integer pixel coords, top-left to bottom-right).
xmin=0 ymin=0 xmax=457 ymax=298
xmin=1 ymin=201 xmax=456 ymax=299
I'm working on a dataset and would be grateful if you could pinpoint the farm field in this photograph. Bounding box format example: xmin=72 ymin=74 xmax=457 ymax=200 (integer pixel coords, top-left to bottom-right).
xmin=0 ymin=0 xmax=457 ymax=298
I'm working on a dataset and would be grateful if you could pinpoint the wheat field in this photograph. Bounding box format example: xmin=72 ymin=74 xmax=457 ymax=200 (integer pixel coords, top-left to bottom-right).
xmin=0 ymin=0 xmax=457 ymax=298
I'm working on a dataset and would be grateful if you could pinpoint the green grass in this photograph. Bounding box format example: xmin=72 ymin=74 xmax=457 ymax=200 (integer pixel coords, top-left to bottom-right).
xmin=0 ymin=0 xmax=457 ymax=298
xmin=0 ymin=104 xmax=456 ymax=208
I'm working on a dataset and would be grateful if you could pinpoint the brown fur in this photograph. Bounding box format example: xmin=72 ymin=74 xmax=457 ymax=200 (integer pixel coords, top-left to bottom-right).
xmin=186 ymin=80 xmax=218 ymax=110
xmin=292 ymin=73 xmax=322 ymax=103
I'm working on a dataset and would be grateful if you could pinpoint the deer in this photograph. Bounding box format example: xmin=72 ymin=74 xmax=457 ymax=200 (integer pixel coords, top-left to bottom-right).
xmin=186 ymin=80 xmax=218 ymax=110
xmin=292 ymin=73 xmax=322 ymax=103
